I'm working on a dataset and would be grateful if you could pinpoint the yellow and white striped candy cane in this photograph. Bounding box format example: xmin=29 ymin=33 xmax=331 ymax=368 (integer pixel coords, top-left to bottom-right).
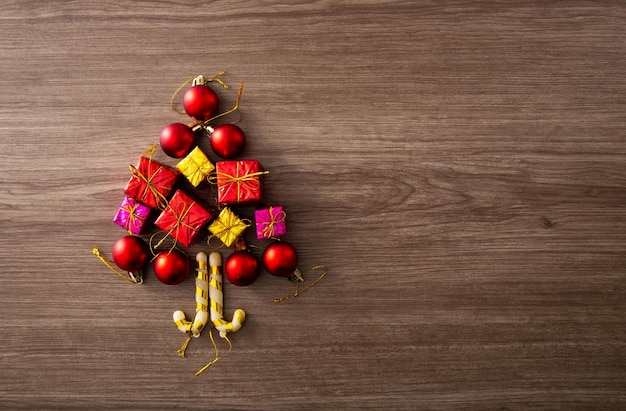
xmin=172 ymin=252 xmax=211 ymax=356
xmin=172 ymin=310 xmax=192 ymax=334
xmin=191 ymin=252 xmax=210 ymax=337
xmin=208 ymin=252 xmax=245 ymax=338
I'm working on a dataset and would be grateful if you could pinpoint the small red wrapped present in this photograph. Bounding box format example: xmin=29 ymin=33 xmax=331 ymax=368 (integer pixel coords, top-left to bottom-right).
xmin=124 ymin=156 xmax=179 ymax=209
xmin=155 ymin=189 xmax=215 ymax=248
xmin=215 ymin=160 xmax=267 ymax=205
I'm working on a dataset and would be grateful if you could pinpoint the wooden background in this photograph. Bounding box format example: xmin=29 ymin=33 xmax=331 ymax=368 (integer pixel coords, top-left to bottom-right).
xmin=1 ymin=1 xmax=624 ymax=409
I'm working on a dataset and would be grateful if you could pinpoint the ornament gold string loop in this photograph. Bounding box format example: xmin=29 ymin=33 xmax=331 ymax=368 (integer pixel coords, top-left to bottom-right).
xmin=143 ymin=144 xmax=159 ymax=158
xmin=170 ymin=76 xmax=195 ymax=115
xmin=201 ymin=82 xmax=244 ymax=126
xmin=91 ymin=247 xmax=140 ymax=284
xmin=272 ymin=265 xmax=327 ymax=303
xmin=208 ymin=71 xmax=229 ymax=88
xmin=206 ymin=234 xmax=226 ymax=249
xmin=195 ymin=330 xmax=233 ymax=376
xmin=148 ymin=231 xmax=180 ymax=258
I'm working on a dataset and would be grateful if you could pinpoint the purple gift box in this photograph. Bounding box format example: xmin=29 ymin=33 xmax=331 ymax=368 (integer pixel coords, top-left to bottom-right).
xmin=254 ymin=206 xmax=287 ymax=239
xmin=113 ymin=195 xmax=152 ymax=235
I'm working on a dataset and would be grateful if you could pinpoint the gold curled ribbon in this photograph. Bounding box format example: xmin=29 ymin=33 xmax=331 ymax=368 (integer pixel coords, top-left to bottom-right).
xmin=177 ymin=335 xmax=193 ymax=357
xmin=257 ymin=207 xmax=286 ymax=239
xmin=200 ymin=81 xmax=244 ymax=126
xmin=272 ymin=265 xmax=327 ymax=303
xmin=91 ymin=247 xmax=142 ymax=284
xmin=195 ymin=330 xmax=233 ymax=376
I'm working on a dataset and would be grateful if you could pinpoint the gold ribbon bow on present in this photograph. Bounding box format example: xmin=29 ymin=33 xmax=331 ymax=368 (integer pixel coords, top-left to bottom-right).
xmin=177 ymin=147 xmax=214 ymax=187
xmin=208 ymin=208 xmax=251 ymax=248
xmin=213 ymin=163 xmax=269 ymax=203
xmin=257 ymin=207 xmax=286 ymax=239
xmin=153 ymin=200 xmax=197 ymax=250
xmin=129 ymin=162 xmax=171 ymax=209
xmin=120 ymin=201 xmax=147 ymax=234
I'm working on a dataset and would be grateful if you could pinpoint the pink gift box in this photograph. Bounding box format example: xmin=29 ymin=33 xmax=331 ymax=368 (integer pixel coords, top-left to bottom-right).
xmin=254 ymin=206 xmax=287 ymax=239
xmin=113 ymin=195 xmax=152 ymax=235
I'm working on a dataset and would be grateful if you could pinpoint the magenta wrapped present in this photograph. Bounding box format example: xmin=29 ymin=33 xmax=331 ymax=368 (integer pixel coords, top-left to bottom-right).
xmin=113 ymin=195 xmax=152 ymax=235
xmin=254 ymin=206 xmax=287 ymax=239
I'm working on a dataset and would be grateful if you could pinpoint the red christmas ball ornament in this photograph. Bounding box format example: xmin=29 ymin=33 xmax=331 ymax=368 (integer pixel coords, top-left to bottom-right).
xmin=153 ymin=249 xmax=190 ymax=285
xmin=224 ymin=251 xmax=259 ymax=286
xmin=112 ymin=235 xmax=150 ymax=272
xmin=209 ymin=124 xmax=246 ymax=159
xmin=263 ymin=241 xmax=298 ymax=278
xmin=184 ymin=85 xmax=219 ymax=121
xmin=159 ymin=123 xmax=195 ymax=158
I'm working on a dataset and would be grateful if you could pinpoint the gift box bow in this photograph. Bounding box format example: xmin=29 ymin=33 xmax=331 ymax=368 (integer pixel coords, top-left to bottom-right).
xmin=126 ymin=157 xmax=178 ymax=209
xmin=214 ymin=160 xmax=268 ymax=203
xmin=176 ymin=147 xmax=214 ymax=187
xmin=114 ymin=196 xmax=151 ymax=234
xmin=208 ymin=207 xmax=250 ymax=247
xmin=255 ymin=206 xmax=286 ymax=239
xmin=155 ymin=190 xmax=214 ymax=248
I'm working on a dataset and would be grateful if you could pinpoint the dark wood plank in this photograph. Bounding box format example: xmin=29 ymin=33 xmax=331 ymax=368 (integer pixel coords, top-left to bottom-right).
xmin=0 ymin=1 xmax=624 ymax=409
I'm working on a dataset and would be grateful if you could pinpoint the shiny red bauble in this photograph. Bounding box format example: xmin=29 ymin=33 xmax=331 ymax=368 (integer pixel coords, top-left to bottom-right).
xmin=112 ymin=235 xmax=150 ymax=272
xmin=153 ymin=249 xmax=190 ymax=285
xmin=159 ymin=123 xmax=195 ymax=158
xmin=263 ymin=241 xmax=298 ymax=277
xmin=184 ymin=85 xmax=219 ymax=121
xmin=210 ymin=124 xmax=246 ymax=159
xmin=224 ymin=251 xmax=259 ymax=286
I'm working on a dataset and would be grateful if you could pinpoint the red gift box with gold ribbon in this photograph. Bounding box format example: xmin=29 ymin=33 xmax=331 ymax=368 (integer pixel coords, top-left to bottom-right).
xmin=154 ymin=189 xmax=215 ymax=248
xmin=215 ymin=160 xmax=267 ymax=205
xmin=124 ymin=156 xmax=179 ymax=209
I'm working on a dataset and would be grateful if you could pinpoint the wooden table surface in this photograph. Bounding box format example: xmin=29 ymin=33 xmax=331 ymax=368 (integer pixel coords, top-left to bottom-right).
xmin=1 ymin=1 xmax=624 ymax=409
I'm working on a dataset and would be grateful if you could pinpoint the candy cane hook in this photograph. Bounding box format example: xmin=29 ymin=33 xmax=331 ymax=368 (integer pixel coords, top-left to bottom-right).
xmin=208 ymin=252 xmax=245 ymax=338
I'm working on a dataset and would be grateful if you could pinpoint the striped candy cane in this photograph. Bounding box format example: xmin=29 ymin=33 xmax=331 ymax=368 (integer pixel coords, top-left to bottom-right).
xmin=208 ymin=252 xmax=245 ymax=338
xmin=173 ymin=252 xmax=211 ymax=356
xmin=191 ymin=252 xmax=210 ymax=337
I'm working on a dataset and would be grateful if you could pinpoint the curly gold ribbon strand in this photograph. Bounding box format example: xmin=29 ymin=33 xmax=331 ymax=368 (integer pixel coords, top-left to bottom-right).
xmin=272 ymin=265 xmax=327 ymax=303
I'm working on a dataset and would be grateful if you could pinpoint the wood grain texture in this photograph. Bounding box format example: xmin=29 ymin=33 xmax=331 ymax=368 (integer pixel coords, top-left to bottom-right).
xmin=0 ymin=0 xmax=624 ymax=409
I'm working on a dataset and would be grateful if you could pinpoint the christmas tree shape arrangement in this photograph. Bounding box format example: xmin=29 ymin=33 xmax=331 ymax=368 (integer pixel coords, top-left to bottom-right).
xmin=93 ymin=72 xmax=326 ymax=374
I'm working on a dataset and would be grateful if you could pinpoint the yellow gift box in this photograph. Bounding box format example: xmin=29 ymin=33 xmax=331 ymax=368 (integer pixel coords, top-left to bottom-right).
xmin=176 ymin=146 xmax=215 ymax=187
xmin=208 ymin=207 xmax=250 ymax=247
